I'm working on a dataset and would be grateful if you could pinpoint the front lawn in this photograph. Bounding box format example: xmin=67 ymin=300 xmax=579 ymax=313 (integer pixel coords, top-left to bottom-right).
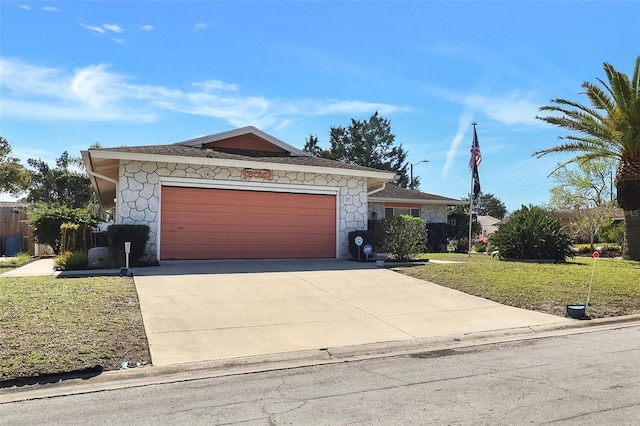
xmin=0 ymin=275 xmax=150 ymax=382
xmin=404 ymin=253 xmax=640 ymax=318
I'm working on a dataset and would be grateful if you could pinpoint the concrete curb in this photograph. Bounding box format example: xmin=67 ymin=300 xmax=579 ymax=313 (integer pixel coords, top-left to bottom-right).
xmin=2 ymin=313 xmax=639 ymax=404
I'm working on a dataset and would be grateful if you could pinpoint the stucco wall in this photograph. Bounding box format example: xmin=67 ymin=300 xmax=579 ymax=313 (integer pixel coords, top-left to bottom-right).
xmin=116 ymin=160 xmax=368 ymax=260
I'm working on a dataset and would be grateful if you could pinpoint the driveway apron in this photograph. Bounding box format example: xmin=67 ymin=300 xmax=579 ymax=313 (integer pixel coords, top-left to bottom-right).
xmin=133 ymin=259 xmax=569 ymax=366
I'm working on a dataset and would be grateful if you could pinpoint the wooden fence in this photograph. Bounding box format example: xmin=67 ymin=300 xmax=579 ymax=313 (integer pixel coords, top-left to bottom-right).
xmin=0 ymin=202 xmax=52 ymax=257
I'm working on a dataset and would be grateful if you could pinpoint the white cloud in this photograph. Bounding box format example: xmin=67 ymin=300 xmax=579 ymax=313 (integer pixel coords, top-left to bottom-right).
xmin=80 ymin=23 xmax=106 ymax=35
xmin=141 ymin=24 xmax=154 ymax=31
xmin=194 ymin=80 xmax=239 ymax=91
xmin=309 ymin=100 xmax=410 ymax=116
xmin=194 ymin=23 xmax=209 ymax=31
xmin=20 ymin=4 xmax=31 ymax=10
xmin=427 ymin=84 xmax=544 ymax=179
xmin=442 ymin=109 xmax=476 ymax=179
xmin=0 ymin=58 xmax=411 ymax=129
xmin=427 ymin=86 xmax=541 ymax=126
xmin=43 ymin=6 xmax=60 ymax=12
xmin=112 ymin=38 xmax=126 ymax=44
xmin=103 ymin=24 xmax=123 ymax=33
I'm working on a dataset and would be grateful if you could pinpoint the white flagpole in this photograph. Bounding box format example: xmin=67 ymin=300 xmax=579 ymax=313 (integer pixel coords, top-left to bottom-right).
xmin=468 ymin=122 xmax=477 ymax=255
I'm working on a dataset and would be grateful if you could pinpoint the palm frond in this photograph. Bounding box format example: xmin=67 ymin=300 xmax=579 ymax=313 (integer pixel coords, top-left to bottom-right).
xmin=584 ymin=83 xmax=616 ymax=113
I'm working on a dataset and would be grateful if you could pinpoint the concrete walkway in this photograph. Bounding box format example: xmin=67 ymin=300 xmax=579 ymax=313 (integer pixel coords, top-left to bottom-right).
xmin=133 ymin=259 xmax=572 ymax=366
xmin=0 ymin=258 xmax=58 ymax=277
xmin=0 ymin=258 xmax=121 ymax=278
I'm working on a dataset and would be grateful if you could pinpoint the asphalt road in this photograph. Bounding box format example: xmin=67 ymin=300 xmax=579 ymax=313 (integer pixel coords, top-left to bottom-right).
xmin=2 ymin=326 xmax=640 ymax=425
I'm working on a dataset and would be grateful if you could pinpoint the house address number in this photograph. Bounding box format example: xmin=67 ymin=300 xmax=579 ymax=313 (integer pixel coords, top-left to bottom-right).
xmin=242 ymin=169 xmax=273 ymax=180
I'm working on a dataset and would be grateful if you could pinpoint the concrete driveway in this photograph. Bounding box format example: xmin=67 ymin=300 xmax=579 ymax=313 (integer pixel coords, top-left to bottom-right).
xmin=133 ymin=259 xmax=570 ymax=366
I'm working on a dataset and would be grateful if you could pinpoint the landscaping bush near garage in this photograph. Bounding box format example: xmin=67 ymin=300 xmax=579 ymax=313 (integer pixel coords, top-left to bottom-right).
xmin=0 ymin=275 xmax=150 ymax=382
xmin=403 ymin=253 xmax=640 ymax=319
xmin=106 ymin=224 xmax=151 ymax=267
xmin=384 ymin=215 xmax=426 ymax=261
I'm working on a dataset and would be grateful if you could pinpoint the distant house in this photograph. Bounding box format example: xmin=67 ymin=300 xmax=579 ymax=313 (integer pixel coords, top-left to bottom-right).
xmin=477 ymin=215 xmax=501 ymax=238
xmin=368 ymin=183 xmax=465 ymax=223
xmin=368 ymin=184 xmax=466 ymax=252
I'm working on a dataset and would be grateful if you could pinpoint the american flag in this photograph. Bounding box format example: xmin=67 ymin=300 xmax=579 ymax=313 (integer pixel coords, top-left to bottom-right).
xmin=469 ymin=126 xmax=481 ymax=200
xmin=469 ymin=126 xmax=482 ymax=169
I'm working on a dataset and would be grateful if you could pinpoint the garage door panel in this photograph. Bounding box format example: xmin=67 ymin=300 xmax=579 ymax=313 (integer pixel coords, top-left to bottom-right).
xmin=163 ymin=227 xmax=336 ymax=240
xmin=163 ymin=211 xmax=335 ymax=228
xmin=163 ymin=202 xmax=335 ymax=217
xmin=163 ymin=231 xmax=336 ymax=247
xmin=161 ymin=186 xmax=336 ymax=259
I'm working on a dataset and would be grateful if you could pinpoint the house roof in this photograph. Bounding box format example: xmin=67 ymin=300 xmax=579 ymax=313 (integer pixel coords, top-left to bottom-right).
xmin=94 ymin=143 xmax=387 ymax=173
xmin=368 ymin=183 xmax=465 ymax=206
xmin=175 ymin=126 xmax=309 ymax=157
xmin=477 ymin=215 xmax=501 ymax=226
xmin=82 ymin=127 xmax=396 ymax=209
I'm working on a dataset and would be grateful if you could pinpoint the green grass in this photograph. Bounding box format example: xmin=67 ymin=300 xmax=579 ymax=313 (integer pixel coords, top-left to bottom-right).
xmin=0 ymin=252 xmax=32 ymax=267
xmin=0 ymin=275 xmax=150 ymax=381
xmin=405 ymin=253 xmax=640 ymax=318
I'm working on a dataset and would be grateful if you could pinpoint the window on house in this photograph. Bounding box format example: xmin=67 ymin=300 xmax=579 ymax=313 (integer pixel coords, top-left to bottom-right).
xmin=385 ymin=207 xmax=420 ymax=218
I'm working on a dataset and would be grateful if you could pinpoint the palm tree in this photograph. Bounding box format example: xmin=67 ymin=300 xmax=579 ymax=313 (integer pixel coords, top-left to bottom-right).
xmin=534 ymin=56 xmax=640 ymax=260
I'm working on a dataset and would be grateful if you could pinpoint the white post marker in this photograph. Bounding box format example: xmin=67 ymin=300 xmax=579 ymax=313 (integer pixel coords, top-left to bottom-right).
xmin=585 ymin=251 xmax=599 ymax=309
xmin=124 ymin=241 xmax=131 ymax=270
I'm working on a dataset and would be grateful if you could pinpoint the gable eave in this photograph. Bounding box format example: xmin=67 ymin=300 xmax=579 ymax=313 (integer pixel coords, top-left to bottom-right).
xmin=175 ymin=126 xmax=310 ymax=157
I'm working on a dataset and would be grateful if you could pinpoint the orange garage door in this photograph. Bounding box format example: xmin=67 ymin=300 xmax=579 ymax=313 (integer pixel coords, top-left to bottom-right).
xmin=160 ymin=186 xmax=336 ymax=259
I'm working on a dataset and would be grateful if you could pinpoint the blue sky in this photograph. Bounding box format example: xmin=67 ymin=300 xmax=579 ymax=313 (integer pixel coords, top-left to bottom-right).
xmin=1 ymin=1 xmax=639 ymax=211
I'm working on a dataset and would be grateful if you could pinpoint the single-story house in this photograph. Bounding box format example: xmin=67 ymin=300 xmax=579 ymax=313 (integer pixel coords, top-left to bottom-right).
xmin=477 ymin=215 xmax=501 ymax=238
xmin=82 ymin=126 xmax=463 ymax=261
xmin=368 ymin=183 xmax=465 ymax=223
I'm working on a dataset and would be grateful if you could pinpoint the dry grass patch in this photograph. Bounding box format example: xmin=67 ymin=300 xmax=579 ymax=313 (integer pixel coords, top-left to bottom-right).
xmin=0 ymin=275 xmax=150 ymax=382
xmin=405 ymin=253 xmax=640 ymax=318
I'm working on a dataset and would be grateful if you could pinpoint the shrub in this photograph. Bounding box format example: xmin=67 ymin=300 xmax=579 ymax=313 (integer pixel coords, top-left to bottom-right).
xmin=65 ymin=250 xmax=88 ymax=270
xmin=473 ymin=244 xmax=487 ymax=253
xmin=106 ymin=224 xmax=150 ymax=266
xmin=54 ymin=251 xmax=72 ymax=269
xmin=453 ymin=237 xmax=470 ymax=254
xmin=384 ymin=215 xmax=426 ymax=261
xmin=367 ymin=220 xmax=387 ymax=252
xmin=27 ymin=204 xmax=95 ymax=254
xmin=600 ymin=221 xmax=624 ymax=244
xmin=54 ymin=250 xmax=88 ymax=270
xmin=0 ymin=252 xmax=31 ymax=266
xmin=448 ymin=212 xmax=481 ymax=242
xmin=60 ymin=222 xmax=80 ymax=253
xmin=425 ymin=222 xmax=448 ymax=253
xmin=490 ymin=205 xmax=573 ymax=262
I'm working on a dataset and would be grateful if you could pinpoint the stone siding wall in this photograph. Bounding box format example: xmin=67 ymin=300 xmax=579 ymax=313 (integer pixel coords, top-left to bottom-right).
xmin=421 ymin=205 xmax=448 ymax=223
xmin=117 ymin=160 xmax=367 ymax=260
xmin=367 ymin=203 xmax=449 ymax=223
